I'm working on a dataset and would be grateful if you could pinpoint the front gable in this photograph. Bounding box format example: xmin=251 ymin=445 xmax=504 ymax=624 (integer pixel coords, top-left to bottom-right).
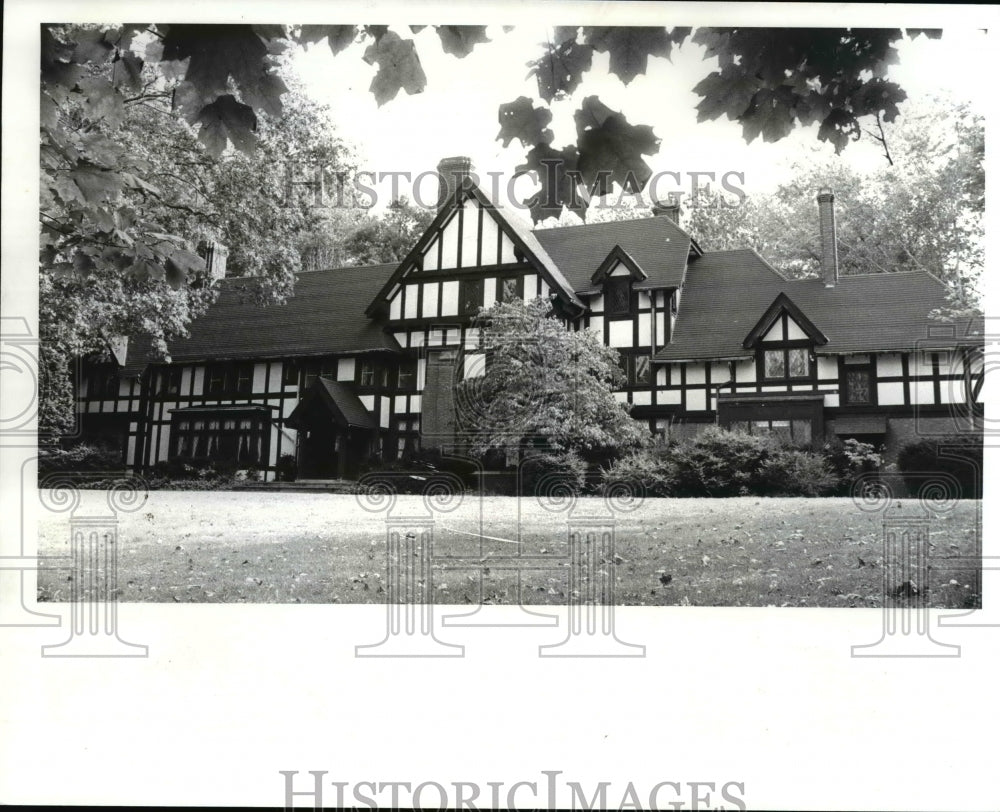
xmin=590 ymin=244 xmax=648 ymax=286
xmin=742 ymin=292 xmax=828 ymax=349
xmin=365 ymin=179 xmax=581 ymax=318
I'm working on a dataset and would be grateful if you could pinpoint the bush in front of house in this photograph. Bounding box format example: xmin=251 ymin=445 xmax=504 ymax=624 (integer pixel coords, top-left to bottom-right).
xmin=897 ymin=435 xmax=983 ymax=499
xmin=756 ymin=449 xmax=839 ymax=496
xmin=820 ymin=438 xmax=884 ymax=495
xmin=38 ymin=442 xmax=123 ymax=474
xmin=667 ymin=426 xmax=774 ymax=496
xmin=600 ymin=426 xmax=843 ymax=497
xmin=520 ymin=450 xmax=587 ymax=498
xmin=276 ymin=454 xmax=298 ymax=482
xmin=601 ymin=445 xmax=676 ymax=497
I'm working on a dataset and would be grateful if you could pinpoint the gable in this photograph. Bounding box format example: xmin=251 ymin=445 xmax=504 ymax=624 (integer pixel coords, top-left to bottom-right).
xmin=590 ymin=244 xmax=648 ymax=286
xmin=366 ymin=180 xmax=582 ymax=317
xmin=743 ymin=293 xmax=828 ymax=349
xmin=418 ymin=197 xmax=521 ymax=272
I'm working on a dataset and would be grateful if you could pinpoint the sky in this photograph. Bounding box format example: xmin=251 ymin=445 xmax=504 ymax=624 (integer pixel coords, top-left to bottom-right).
xmin=291 ymin=25 xmax=989 ymax=215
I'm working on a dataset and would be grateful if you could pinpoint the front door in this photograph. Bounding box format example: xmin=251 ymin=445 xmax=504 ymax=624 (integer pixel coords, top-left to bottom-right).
xmin=298 ymin=421 xmax=340 ymax=479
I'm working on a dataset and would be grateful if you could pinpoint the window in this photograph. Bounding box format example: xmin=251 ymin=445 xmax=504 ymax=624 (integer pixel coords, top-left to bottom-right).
xmin=736 ymin=418 xmax=812 ymax=444
xmin=500 ymin=276 xmax=520 ymax=303
xmin=205 ymin=363 xmax=254 ymax=395
xmin=460 ymin=278 xmax=484 ymax=315
xmin=761 ymin=346 xmax=811 ymax=380
xmin=618 ymin=353 xmax=651 ymax=385
xmin=304 ymin=359 xmax=338 ymax=390
xmin=634 ymin=354 xmax=650 ymax=384
xmin=171 ymin=409 xmax=270 ymax=466
xmin=397 ymin=360 xmax=417 ymax=391
xmin=606 ymin=278 xmax=631 ymax=314
xmin=359 ymin=360 xmax=375 ymax=387
xmin=282 ymin=362 xmax=297 ymax=387
xmin=395 ymin=417 xmax=420 ymax=459
xmin=160 ymin=367 xmax=182 ymax=396
xmin=87 ymin=365 xmax=118 ymax=399
xmin=844 ymin=369 xmax=874 ymax=404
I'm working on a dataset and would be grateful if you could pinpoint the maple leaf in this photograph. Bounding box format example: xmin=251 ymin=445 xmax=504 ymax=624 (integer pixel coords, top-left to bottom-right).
xmin=298 ymin=25 xmax=358 ymax=56
xmin=71 ymin=163 xmax=124 ymax=204
xmin=527 ymin=39 xmax=593 ymax=102
xmin=739 ymin=87 xmax=797 ymax=144
xmin=693 ymin=65 xmax=761 ymax=122
xmin=363 ymin=31 xmax=427 ymax=106
xmin=817 ymin=109 xmax=861 ymax=154
xmin=516 ymin=143 xmax=586 ymax=223
xmin=71 ymin=27 xmax=116 ymax=64
xmin=849 ymin=78 xmax=907 ymax=123
xmin=77 ymin=76 xmax=125 ymax=127
xmin=111 ymin=52 xmax=145 ymax=94
xmin=194 ymin=95 xmax=258 ymax=157
xmin=163 ymin=25 xmax=286 ymax=121
xmin=573 ymin=95 xmax=616 ymax=137
xmin=584 ymin=26 xmax=672 ymax=84
xmin=497 ymin=97 xmax=554 ymax=149
xmin=436 ymin=25 xmax=490 ymax=58
xmin=577 ymin=113 xmax=659 ymax=196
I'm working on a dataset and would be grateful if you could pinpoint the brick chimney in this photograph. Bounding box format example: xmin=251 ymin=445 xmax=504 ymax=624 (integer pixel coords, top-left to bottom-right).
xmin=436 ymin=156 xmax=474 ymax=212
xmin=198 ymin=240 xmax=229 ymax=281
xmin=651 ymin=195 xmax=681 ymax=224
xmin=817 ymin=187 xmax=838 ymax=288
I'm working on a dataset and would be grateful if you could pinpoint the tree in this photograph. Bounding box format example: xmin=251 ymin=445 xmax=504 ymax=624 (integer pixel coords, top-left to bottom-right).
xmin=341 ymin=198 xmax=436 ymax=265
xmin=457 ymin=299 xmax=648 ymax=461
xmin=40 ymin=30 xmax=357 ymax=437
xmin=685 ymin=96 xmax=984 ymax=310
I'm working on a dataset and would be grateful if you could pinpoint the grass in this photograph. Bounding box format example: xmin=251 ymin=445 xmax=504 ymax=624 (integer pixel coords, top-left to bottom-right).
xmin=36 ymin=491 xmax=981 ymax=608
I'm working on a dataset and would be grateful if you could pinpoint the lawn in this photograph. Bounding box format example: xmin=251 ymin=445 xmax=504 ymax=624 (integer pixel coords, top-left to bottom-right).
xmin=36 ymin=491 xmax=981 ymax=608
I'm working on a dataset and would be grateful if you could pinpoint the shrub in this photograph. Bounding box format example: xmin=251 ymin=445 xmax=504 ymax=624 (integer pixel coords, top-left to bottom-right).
xmin=520 ymin=450 xmax=587 ymax=497
xmin=601 ymin=446 xmax=675 ymax=497
xmin=668 ymin=426 xmax=773 ymax=496
xmin=38 ymin=442 xmax=123 ymax=474
xmin=821 ymin=438 xmax=883 ymax=494
xmin=757 ymin=449 xmax=838 ymax=496
xmin=897 ymin=435 xmax=982 ymax=498
xmin=276 ymin=454 xmax=298 ymax=482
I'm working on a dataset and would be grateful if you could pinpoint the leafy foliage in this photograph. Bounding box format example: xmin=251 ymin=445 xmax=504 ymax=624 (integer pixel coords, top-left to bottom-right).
xmin=339 ymin=197 xmax=435 ymax=265
xmin=457 ymin=299 xmax=648 ymax=460
xmin=40 ymin=27 xmax=356 ymax=437
xmin=897 ymin=435 xmax=982 ymax=499
xmin=685 ymin=96 xmax=984 ymax=311
xmin=602 ymin=427 xmax=847 ymax=497
xmin=520 ymin=451 xmax=588 ymax=497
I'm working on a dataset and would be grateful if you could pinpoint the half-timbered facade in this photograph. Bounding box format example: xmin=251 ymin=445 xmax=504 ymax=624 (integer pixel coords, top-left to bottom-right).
xmin=73 ymin=158 xmax=984 ymax=480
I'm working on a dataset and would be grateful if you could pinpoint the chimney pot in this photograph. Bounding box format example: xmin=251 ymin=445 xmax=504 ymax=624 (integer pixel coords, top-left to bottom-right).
xmin=816 ymin=188 xmax=838 ymax=287
xmin=436 ymin=156 xmax=475 ymax=212
xmin=651 ymin=194 xmax=681 ymax=223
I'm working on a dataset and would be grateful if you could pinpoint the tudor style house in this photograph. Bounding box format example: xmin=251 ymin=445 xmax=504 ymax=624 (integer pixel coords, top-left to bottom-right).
xmin=73 ymin=157 xmax=984 ymax=481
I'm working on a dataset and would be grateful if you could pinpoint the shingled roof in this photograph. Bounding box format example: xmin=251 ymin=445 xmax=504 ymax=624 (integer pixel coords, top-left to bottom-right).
xmin=535 ymin=214 xmax=692 ymax=294
xmin=122 ymin=263 xmax=401 ymax=373
xmin=655 ymin=249 xmax=983 ymax=362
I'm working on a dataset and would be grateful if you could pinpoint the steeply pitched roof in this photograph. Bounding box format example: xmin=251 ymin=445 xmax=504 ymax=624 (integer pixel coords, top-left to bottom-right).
xmin=655 ymin=249 xmax=983 ymax=361
xmin=122 ymin=264 xmax=401 ymax=373
xmin=365 ymin=180 xmax=583 ymax=314
xmin=287 ymin=377 xmax=376 ymax=430
xmin=534 ymin=214 xmax=692 ymax=294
